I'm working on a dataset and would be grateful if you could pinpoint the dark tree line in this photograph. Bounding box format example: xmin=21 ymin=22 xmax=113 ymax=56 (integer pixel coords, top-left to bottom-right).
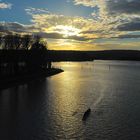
xmin=0 ymin=34 xmax=51 ymax=77
xmin=0 ymin=34 xmax=47 ymax=50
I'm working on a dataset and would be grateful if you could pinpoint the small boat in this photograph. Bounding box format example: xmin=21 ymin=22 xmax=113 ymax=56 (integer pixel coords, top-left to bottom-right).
xmin=82 ymin=108 xmax=91 ymax=121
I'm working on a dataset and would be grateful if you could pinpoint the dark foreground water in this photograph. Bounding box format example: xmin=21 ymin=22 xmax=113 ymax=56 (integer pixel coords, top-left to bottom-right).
xmin=1 ymin=60 xmax=140 ymax=140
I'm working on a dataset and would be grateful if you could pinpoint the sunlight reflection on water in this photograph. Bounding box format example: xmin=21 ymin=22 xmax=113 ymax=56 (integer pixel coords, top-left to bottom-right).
xmin=1 ymin=61 xmax=140 ymax=140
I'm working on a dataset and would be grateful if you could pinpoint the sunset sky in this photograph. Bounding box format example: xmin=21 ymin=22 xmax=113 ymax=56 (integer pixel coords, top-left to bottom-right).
xmin=1 ymin=0 xmax=140 ymax=50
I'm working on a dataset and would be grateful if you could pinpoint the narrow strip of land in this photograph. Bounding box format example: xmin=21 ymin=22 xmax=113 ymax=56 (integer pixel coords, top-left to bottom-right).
xmin=0 ymin=68 xmax=63 ymax=90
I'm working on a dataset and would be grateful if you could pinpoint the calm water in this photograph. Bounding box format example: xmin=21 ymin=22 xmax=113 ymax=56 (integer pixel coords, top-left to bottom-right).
xmin=1 ymin=60 xmax=140 ymax=140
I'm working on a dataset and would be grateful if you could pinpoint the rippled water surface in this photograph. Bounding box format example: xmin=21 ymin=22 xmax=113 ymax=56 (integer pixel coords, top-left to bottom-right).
xmin=1 ymin=60 xmax=140 ymax=140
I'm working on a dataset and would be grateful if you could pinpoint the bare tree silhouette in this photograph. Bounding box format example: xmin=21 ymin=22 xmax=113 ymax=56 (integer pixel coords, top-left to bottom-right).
xmin=21 ymin=34 xmax=32 ymax=50
xmin=0 ymin=34 xmax=49 ymax=76
xmin=14 ymin=34 xmax=21 ymax=49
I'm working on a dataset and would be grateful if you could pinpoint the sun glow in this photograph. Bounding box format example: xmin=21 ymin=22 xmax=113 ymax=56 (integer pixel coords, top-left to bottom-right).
xmin=55 ymin=25 xmax=80 ymax=37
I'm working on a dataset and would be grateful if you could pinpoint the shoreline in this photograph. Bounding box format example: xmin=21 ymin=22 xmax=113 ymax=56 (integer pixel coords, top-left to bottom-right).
xmin=0 ymin=68 xmax=64 ymax=90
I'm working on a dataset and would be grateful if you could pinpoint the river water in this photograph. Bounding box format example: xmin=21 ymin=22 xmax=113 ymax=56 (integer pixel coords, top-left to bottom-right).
xmin=1 ymin=60 xmax=140 ymax=140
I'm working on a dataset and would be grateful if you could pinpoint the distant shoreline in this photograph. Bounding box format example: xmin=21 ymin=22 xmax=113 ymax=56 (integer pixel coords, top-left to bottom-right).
xmin=0 ymin=68 xmax=64 ymax=90
xmin=48 ymin=50 xmax=140 ymax=61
